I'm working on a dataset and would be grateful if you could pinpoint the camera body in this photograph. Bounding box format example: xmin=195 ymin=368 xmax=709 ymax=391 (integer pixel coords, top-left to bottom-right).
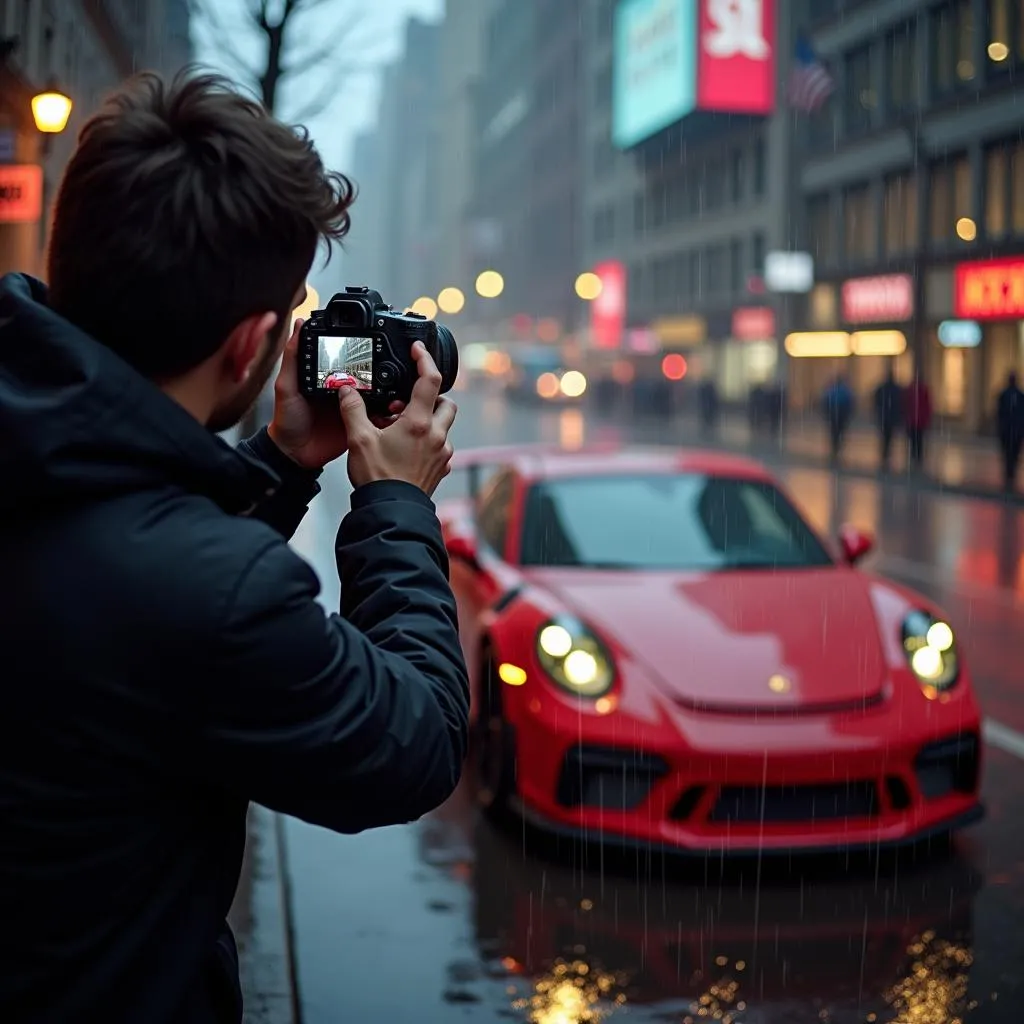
xmin=298 ymin=286 xmax=458 ymax=415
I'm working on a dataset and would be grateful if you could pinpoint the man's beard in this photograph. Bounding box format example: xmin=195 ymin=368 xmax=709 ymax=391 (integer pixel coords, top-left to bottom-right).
xmin=208 ymin=343 xmax=281 ymax=434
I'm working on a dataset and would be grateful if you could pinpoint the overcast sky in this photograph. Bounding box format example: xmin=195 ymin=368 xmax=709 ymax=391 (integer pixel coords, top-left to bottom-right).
xmin=191 ymin=0 xmax=443 ymax=297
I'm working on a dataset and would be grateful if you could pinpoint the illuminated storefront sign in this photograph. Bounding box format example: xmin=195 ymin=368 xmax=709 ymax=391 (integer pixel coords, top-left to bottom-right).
xmin=849 ymin=330 xmax=906 ymax=356
xmin=612 ymin=0 xmax=774 ymax=149
xmin=953 ymin=258 xmax=1024 ymax=320
xmin=0 ymin=164 xmax=43 ymax=223
xmin=841 ymin=274 xmax=914 ymax=324
xmin=697 ymin=0 xmax=775 ymax=114
xmin=731 ymin=306 xmax=775 ymax=340
xmin=765 ymin=251 xmax=814 ymax=293
xmin=784 ymin=332 xmax=851 ymax=358
xmin=938 ymin=319 xmax=982 ymax=348
xmin=651 ymin=314 xmax=706 ymax=347
xmin=590 ymin=260 xmax=627 ymax=349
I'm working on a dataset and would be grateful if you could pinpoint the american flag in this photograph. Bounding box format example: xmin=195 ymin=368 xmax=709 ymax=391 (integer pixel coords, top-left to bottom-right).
xmin=787 ymin=37 xmax=835 ymax=113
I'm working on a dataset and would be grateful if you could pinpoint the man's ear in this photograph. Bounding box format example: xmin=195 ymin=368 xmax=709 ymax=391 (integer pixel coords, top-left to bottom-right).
xmin=223 ymin=312 xmax=279 ymax=384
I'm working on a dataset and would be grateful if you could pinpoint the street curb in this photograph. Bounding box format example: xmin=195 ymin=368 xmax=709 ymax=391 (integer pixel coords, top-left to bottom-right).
xmin=231 ymin=805 xmax=299 ymax=1024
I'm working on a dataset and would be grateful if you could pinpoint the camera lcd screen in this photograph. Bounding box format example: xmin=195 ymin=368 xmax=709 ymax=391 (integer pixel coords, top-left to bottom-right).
xmin=316 ymin=335 xmax=374 ymax=392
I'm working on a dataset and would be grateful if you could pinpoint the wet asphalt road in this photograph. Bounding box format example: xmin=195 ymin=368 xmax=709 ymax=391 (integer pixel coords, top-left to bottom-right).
xmin=281 ymin=391 xmax=1024 ymax=1024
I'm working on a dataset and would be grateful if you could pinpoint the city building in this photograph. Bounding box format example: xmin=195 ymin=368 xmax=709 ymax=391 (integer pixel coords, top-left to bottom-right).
xmin=796 ymin=0 xmax=1024 ymax=433
xmin=435 ymin=0 xmax=492 ymax=301
xmin=0 ymin=0 xmax=191 ymax=277
xmin=581 ymin=0 xmax=803 ymax=402
xmin=468 ymin=0 xmax=585 ymax=340
xmin=339 ymin=128 xmax=385 ymax=292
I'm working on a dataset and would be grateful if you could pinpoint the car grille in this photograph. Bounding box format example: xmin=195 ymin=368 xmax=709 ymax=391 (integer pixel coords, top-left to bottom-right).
xmin=710 ymin=782 xmax=880 ymax=824
xmin=556 ymin=745 xmax=669 ymax=810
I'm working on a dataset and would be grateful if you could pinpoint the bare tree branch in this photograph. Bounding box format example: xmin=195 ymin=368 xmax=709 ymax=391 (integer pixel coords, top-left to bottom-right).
xmin=282 ymin=17 xmax=379 ymax=76
xmin=287 ymin=68 xmax=360 ymax=124
xmin=187 ymin=0 xmax=259 ymax=88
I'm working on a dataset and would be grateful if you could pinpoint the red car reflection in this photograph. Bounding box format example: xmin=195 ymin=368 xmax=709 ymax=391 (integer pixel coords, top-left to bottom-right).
xmin=440 ymin=444 xmax=984 ymax=855
xmin=323 ymin=371 xmax=357 ymax=389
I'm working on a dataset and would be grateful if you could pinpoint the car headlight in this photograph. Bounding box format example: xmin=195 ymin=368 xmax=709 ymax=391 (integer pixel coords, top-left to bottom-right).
xmin=902 ymin=610 xmax=959 ymax=690
xmin=536 ymin=617 xmax=615 ymax=697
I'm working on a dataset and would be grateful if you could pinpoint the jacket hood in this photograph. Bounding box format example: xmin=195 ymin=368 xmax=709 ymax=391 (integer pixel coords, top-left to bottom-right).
xmin=0 ymin=273 xmax=276 ymax=517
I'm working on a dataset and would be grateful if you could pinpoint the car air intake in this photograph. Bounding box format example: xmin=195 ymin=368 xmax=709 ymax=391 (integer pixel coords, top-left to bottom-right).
xmin=914 ymin=733 xmax=980 ymax=800
xmin=556 ymin=745 xmax=669 ymax=810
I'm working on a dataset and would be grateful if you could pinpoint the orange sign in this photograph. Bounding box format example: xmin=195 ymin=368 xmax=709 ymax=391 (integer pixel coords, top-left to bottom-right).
xmin=0 ymin=164 xmax=43 ymax=223
xmin=954 ymin=257 xmax=1024 ymax=320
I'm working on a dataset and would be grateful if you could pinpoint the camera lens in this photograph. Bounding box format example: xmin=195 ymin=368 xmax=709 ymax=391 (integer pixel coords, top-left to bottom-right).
xmin=429 ymin=323 xmax=459 ymax=394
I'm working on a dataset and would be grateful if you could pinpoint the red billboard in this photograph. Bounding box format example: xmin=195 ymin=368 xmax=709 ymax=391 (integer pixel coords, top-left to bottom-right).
xmin=696 ymin=0 xmax=776 ymax=114
xmin=954 ymin=257 xmax=1024 ymax=320
xmin=841 ymin=274 xmax=914 ymax=324
xmin=732 ymin=306 xmax=775 ymax=340
xmin=590 ymin=260 xmax=626 ymax=349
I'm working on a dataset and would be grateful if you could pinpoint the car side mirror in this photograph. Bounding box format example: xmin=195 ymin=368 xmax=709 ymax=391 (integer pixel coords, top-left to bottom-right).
xmin=838 ymin=524 xmax=874 ymax=565
xmin=447 ymin=533 xmax=481 ymax=571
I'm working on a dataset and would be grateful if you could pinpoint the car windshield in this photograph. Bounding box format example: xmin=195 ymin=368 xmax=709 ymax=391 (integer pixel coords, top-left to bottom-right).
xmin=519 ymin=473 xmax=834 ymax=571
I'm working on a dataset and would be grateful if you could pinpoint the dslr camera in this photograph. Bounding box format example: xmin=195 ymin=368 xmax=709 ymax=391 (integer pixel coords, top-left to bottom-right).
xmin=299 ymin=286 xmax=459 ymax=415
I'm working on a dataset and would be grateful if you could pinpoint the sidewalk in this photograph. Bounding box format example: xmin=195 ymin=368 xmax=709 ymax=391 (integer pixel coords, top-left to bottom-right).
xmin=228 ymin=805 xmax=296 ymax=1024
xmin=617 ymin=408 xmax=1023 ymax=504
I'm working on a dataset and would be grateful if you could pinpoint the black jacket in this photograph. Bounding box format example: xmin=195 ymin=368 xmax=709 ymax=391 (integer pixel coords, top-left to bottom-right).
xmin=0 ymin=274 xmax=470 ymax=1023
xmin=997 ymin=384 xmax=1024 ymax=444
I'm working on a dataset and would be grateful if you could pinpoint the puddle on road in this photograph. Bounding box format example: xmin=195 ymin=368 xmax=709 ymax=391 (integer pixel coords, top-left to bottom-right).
xmin=407 ymin=783 xmax=987 ymax=1023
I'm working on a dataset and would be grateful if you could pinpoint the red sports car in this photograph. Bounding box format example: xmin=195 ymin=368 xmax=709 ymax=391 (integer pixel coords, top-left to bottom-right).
xmin=440 ymin=445 xmax=984 ymax=855
xmin=323 ymin=371 xmax=357 ymax=389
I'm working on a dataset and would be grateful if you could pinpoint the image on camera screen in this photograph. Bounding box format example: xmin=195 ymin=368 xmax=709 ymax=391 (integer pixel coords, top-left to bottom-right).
xmin=316 ymin=335 xmax=374 ymax=391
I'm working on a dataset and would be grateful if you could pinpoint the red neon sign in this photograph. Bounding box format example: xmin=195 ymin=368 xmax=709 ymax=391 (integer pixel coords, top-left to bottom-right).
xmin=591 ymin=260 xmax=626 ymax=349
xmin=0 ymin=164 xmax=43 ymax=223
xmin=841 ymin=274 xmax=913 ymax=324
xmin=696 ymin=0 xmax=776 ymax=115
xmin=732 ymin=306 xmax=775 ymax=340
xmin=954 ymin=257 xmax=1024 ymax=320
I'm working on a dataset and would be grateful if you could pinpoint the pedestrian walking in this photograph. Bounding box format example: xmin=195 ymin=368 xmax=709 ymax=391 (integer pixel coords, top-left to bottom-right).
xmin=996 ymin=371 xmax=1024 ymax=491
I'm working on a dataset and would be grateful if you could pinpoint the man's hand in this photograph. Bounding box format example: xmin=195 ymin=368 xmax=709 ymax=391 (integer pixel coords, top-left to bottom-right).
xmin=268 ymin=319 xmax=402 ymax=471
xmin=339 ymin=342 xmax=457 ymax=496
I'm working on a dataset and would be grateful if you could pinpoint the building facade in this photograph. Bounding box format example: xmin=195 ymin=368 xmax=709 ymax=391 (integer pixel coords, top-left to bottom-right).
xmin=434 ymin=0 xmax=492 ymax=299
xmin=468 ymin=0 xmax=585 ymax=338
xmin=580 ymin=0 xmax=803 ymax=402
xmin=796 ymin=0 xmax=1024 ymax=433
xmin=0 ymin=0 xmax=191 ymax=278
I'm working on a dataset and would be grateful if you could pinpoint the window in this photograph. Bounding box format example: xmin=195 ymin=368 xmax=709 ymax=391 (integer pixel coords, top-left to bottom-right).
xmin=708 ymin=245 xmax=726 ymax=294
xmin=730 ymin=148 xmax=745 ymax=202
xmin=883 ymin=173 xmax=918 ymax=254
xmin=807 ymin=194 xmax=836 ymax=263
xmin=929 ymin=154 xmax=971 ymax=244
xmin=476 ymin=470 xmax=517 ymax=557
xmin=886 ymin=22 xmax=918 ymax=113
xmin=932 ymin=0 xmax=975 ymax=93
xmin=633 ymin=193 xmax=645 ymax=234
xmin=752 ymin=137 xmax=766 ymax=196
xmin=592 ymin=137 xmax=615 ymax=179
xmin=595 ymin=0 xmax=615 ymax=41
xmin=844 ymin=45 xmax=876 ymax=134
xmin=729 ymin=239 xmax=743 ymax=292
xmin=688 ymin=250 xmax=705 ymax=297
xmin=705 ymin=158 xmax=725 ymax=210
xmin=591 ymin=204 xmax=615 ymax=245
xmin=986 ymin=145 xmax=1009 ymax=238
xmin=751 ymin=232 xmax=765 ymax=274
xmin=844 ymin=185 xmax=876 ymax=260
xmin=518 ymin=475 xmax=834 ymax=571
xmin=987 ymin=0 xmax=1013 ymax=70
xmin=594 ymin=65 xmax=612 ymax=110
xmin=1012 ymin=141 xmax=1024 ymax=234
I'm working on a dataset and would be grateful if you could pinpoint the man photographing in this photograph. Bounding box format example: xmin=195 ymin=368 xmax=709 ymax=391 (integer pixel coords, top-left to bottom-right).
xmin=0 ymin=70 xmax=469 ymax=1024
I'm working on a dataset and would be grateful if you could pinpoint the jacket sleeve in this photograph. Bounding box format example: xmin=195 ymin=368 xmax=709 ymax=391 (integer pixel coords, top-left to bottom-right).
xmin=235 ymin=427 xmax=323 ymax=540
xmin=197 ymin=481 xmax=470 ymax=833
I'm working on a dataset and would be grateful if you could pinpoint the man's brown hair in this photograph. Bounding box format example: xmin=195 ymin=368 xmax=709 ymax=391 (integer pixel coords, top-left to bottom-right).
xmin=46 ymin=69 xmax=354 ymax=378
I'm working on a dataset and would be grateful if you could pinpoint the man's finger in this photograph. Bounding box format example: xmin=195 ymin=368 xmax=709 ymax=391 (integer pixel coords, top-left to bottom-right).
xmin=432 ymin=396 xmax=457 ymax=432
xmin=336 ymin=386 xmax=376 ymax=445
xmin=274 ymin=318 xmax=304 ymax=391
xmin=406 ymin=341 xmax=442 ymax=418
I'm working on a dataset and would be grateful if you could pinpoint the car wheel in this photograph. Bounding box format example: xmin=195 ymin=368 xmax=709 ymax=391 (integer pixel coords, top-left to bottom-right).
xmin=474 ymin=656 xmax=517 ymax=819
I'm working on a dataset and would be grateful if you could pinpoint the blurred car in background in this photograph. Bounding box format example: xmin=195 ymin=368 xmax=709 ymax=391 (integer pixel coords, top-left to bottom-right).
xmin=502 ymin=346 xmax=587 ymax=405
xmin=439 ymin=444 xmax=984 ymax=856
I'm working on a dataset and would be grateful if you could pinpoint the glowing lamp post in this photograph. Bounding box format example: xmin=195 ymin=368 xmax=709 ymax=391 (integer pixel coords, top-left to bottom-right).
xmin=574 ymin=271 xmax=603 ymax=301
xmin=32 ymin=86 xmax=73 ymax=135
xmin=475 ymin=270 xmax=504 ymax=299
xmin=437 ymin=286 xmax=465 ymax=314
xmin=409 ymin=296 xmax=438 ymax=319
xmin=293 ymin=284 xmax=320 ymax=322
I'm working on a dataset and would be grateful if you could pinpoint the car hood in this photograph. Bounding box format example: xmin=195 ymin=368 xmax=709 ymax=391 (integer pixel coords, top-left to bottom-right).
xmin=529 ymin=567 xmax=887 ymax=711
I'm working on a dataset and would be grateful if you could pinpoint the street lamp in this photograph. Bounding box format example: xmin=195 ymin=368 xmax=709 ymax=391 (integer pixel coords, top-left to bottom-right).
xmin=437 ymin=286 xmax=465 ymax=314
xmin=574 ymin=271 xmax=603 ymax=301
xmin=31 ymin=83 xmax=73 ymax=135
xmin=475 ymin=270 xmax=504 ymax=299
xmin=409 ymin=295 xmax=438 ymax=318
